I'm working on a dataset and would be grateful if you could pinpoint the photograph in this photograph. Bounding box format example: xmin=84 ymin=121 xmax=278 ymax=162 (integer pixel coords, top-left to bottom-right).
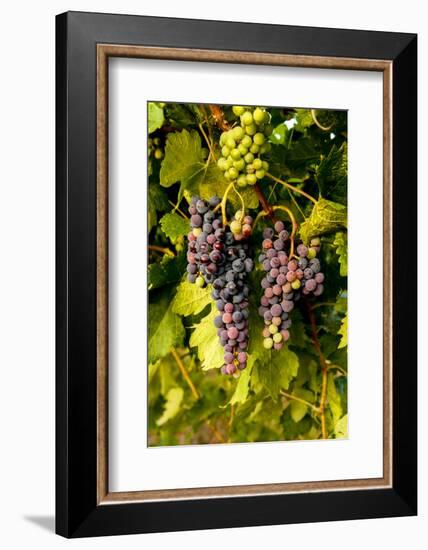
xmin=147 ymin=102 xmax=348 ymax=446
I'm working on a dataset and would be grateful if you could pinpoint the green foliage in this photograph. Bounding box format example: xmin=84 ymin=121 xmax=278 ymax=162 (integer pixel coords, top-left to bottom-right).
xmin=160 ymin=212 xmax=189 ymax=241
xmin=299 ymin=198 xmax=347 ymax=243
xmin=148 ymin=102 xmax=165 ymax=133
xmin=148 ymin=102 xmax=348 ymax=445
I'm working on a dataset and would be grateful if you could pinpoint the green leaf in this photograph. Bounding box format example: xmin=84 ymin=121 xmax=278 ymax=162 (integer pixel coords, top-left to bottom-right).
xmin=156 ymin=387 xmax=184 ymax=426
xmin=316 ymin=143 xmax=347 ymax=204
xmin=294 ymin=109 xmax=314 ymax=132
xmin=299 ymin=198 xmax=347 ymax=243
xmin=229 ymin=356 xmax=256 ymax=405
xmin=189 ymin=306 xmax=224 ymax=370
xmin=290 ymin=388 xmax=314 ymax=423
xmin=160 ymin=129 xmax=205 ymax=188
xmin=165 ymin=103 xmax=203 ymax=127
xmin=337 ymin=314 xmax=348 ymax=349
xmin=327 ymin=373 xmax=343 ymax=426
xmin=256 ymin=347 xmax=299 ymax=400
xmin=148 ymin=181 xmax=169 ymax=232
xmin=148 ymin=296 xmax=185 ymax=364
xmin=333 ymin=231 xmax=348 ymax=276
xmin=160 ymin=212 xmax=189 ymax=241
xmin=269 ymin=123 xmax=288 ymax=145
xmin=172 ymin=281 xmax=212 ymax=317
xmin=148 ymin=253 xmax=186 ymax=290
xmin=148 ymin=102 xmax=165 ymax=134
xmin=334 ymin=414 xmax=348 ymax=438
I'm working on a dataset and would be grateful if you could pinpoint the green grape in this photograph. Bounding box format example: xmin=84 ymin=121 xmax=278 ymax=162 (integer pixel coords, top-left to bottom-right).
xmin=262 ymin=160 xmax=269 ymax=171
xmin=273 ymin=332 xmax=283 ymax=343
xmin=195 ymin=275 xmax=205 ymax=288
xmin=246 ymin=164 xmax=255 ymax=173
xmin=241 ymin=135 xmax=252 ymax=148
xmin=232 ymin=105 xmax=245 ymax=116
xmin=230 ymin=148 xmax=241 ymax=161
xmin=232 ymin=126 xmax=245 ymax=141
xmin=246 ymin=174 xmax=257 ymax=185
xmin=253 ymin=132 xmax=265 ymax=146
xmin=263 ymin=337 xmax=274 ymax=350
xmin=225 ymin=158 xmax=233 ymax=170
xmin=220 ymin=132 xmax=227 ymax=146
xmin=244 ymin=152 xmax=254 ymax=164
xmin=217 ymin=157 xmax=228 ymax=171
xmin=249 ymin=143 xmax=260 ymax=154
xmin=307 ymin=247 xmax=317 ymax=259
xmin=238 ymin=144 xmax=248 ymax=156
xmin=291 ymin=279 xmax=301 ymax=290
xmin=255 ymin=169 xmax=265 ymax=180
xmin=260 ymin=143 xmax=271 ymax=154
xmin=221 ymin=145 xmax=230 ymax=157
xmin=226 ymin=137 xmax=236 ymax=150
xmin=230 ymin=220 xmax=242 ymax=234
xmin=237 ymin=174 xmax=247 ymax=187
xmin=253 ymin=158 xmax=263 ymax=170
xmin=264 ymin=124 xmax=273 ymax=136
xmin=233 ymin=159 xmax=245 ymax=171
xmin=228 ymin=167 xmax=238 ymax=180
xmin=153 ymin=137 xmax=161 ymax=146
xmin=268 ymin=324 xmax=278 ymax=335
xmin=253 ymin=107 xmax=265 ymax=124
xmin=245 ymin=123 xmax=257 ymax=136
xmin=154 ymin=149 xmax=163 ymax=159
xmin=241 ymin=111 xmax=253 ymax=126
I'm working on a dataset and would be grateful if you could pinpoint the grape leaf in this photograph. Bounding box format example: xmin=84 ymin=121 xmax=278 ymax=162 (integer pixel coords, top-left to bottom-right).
xmin=160 ymin=129 xmax=205 ymax=188
xmin=172 ymin=281 xmax=212 ymax=317
xmin=189 ymin=306 xmax=224 ymax=371
xmin=229 ymin=356 xmax=256 ymax=405
xmin=148 ymin=181 xmax=169 ymax=232
xmin=256 ymin=347 xmax=299 ymax=401
xmin=316 ymin=142 xmax=347 ymax=205
xmin=327 ymin=373 xmax=343 ymax=426
xmin=148 ymin=296 xmax=185 ymax=364
xmin=337 ymin=314 xmax=348 ymax=349
xmin=289 ymin=387 xmax=314 ymax=423
xmin=165 ymin=103 xmax=203 ymax=127
xmin=294 ymin=109 xmax=314 ymax=132
xmin=299 ymin=198 xmax=347 ymax=243
xmin=148 ymin=102 xmax=165 ymax=134
xmin=156 ymin=387 xmax=183 ymax=426
xmin=333 ymin=231 xmax=348 ymax=276
xmin=160 ymin=212 xmax=189 ymax=241
xmin=334 ymin=414 xmax=348 ymax=438
xmin=149 ymin=253 xmax=186 ymax=290
xmin=269 ymin=123 xmax=288 ymax=145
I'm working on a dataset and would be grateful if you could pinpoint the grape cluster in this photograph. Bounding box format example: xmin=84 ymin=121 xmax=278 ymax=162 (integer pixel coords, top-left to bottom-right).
xmin=186 ymin=196 xmax=254 ymax=376
xmin=258 ymin=223 xmax=325 ymax=350
xmin=217 ymin=106 xmax=272 ymax=188
xmin=148 ymin=136 xmax=164 ymax=160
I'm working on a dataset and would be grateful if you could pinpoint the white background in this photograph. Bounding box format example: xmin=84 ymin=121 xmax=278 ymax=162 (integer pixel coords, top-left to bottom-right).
xmin=109 ymin=59 xmax=383 ymax=492
xmin=0 ymin=1 xmax=425 ymax=548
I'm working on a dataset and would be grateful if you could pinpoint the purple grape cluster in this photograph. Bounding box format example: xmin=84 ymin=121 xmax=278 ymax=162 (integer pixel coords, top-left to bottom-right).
xmin=187 ymin=196 xmax=254 ymax=376
xmin=258 ymin=222 xmax=325 ymax=350
xmin=187 ymin=196 xmax=223 ymax=286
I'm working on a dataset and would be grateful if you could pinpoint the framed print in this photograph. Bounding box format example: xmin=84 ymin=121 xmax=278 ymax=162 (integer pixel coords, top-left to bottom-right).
xmin=56 ymin=11 xmax=417 ymax=538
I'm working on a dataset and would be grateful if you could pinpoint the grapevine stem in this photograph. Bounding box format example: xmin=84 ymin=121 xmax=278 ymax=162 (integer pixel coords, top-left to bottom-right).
xmin=311 ymin=109 xmax=333 ymax=132
xmin=205 ymin=419 xmax=226 ymax=443
xmin=216 ymin=181 xmax=235 ymax=226
xmin=280 ymin=391 xmax=320 ymax=412
xmin=311 ymin=301 xmax=338 ymax=310
xmin=232 ymin=183 xmax=246 ymax=221
xmin=266 ymin=172 xmax=318 ymax=205
xmin=306 ymin=301 xmax=329 ymax=439
xmin=170 ymin=346 xmax=200 ymax=400
xmin=254 ymin=183 xmax=274 ymax=218
xmin=198 ymin=123 xmax=217 ymax=161
xmin=149 ymin=245 xmax=175 ymax=257
xmin=168 ymin=200 xmax=189 ymax=220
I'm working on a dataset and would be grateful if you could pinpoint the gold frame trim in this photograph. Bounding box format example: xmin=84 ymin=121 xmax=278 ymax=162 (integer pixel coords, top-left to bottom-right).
xmin=96 ymin=44 xmax=393 ymax=505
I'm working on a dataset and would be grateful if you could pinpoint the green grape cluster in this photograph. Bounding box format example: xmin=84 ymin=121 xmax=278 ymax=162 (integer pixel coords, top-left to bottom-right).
xmin=217 ymin=106 xmax=272 ymax=187
xmin=148 ymin=136 xmax=164 ymax=160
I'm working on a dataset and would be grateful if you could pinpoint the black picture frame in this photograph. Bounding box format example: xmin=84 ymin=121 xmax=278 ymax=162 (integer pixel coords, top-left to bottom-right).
xmin=56 ymin=11 xmax=417 ymax=538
